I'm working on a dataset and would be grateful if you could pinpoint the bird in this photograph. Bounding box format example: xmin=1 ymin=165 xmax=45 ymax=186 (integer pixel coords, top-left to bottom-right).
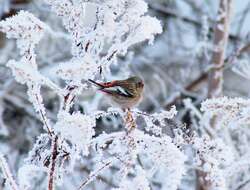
xmin=88 ymin=76 xmax=144 ymax=110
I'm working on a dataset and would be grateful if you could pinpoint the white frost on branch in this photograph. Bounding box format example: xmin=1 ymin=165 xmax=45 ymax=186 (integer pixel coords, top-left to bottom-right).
xmin=136 ymin=132 xmax=186 ymax=190
xmin=201 ymin=97 xmax=250 ymax=127
xmin=94 ymin=128 xmax=186 ymax=190
xmin=132 ymin=106 xmax=177 ymax=135
xmin=7 ymin=58 xmax=43 ymax=86
xmin=151 ymin=106 xmax=177 ymax=121
xmin=25 ymin=134 xmax=51 ymax=166
xmin=0 ymin=10 xmax=48 ymax=55
xmin=0 ymin=153 xmax=20 ymax=190
xmin=54 ymin=56 xmax=99 ymax=82
xmin=193 ymin=136 xmax=234 ymax=190
xmin=114 ymin=167 xmax=150 ymax=190
xmin=7 ymin=56 xmax=53 ymax=132
xmin=54 ymin=111 xmax=96 ymax=155
xmin=136 ymin=130 xmax=185 ymax=189
xmin=18 ymin=164 xmax=47 ymax=190
xmin=0 ymin=1 xmax=188 ymax=189
xmin=45 ymin=0 xmax=162 ymax=81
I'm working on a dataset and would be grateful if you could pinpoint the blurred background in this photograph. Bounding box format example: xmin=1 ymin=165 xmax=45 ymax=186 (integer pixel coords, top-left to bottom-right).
xmin=0 ymin=0 xmax=250 ymax=189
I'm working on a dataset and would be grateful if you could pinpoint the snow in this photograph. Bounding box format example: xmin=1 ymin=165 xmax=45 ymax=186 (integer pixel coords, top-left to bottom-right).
xmin=0 ymin=10 xmax=49 ymax=54
xmin=45 ymin=0 xmax=162 ymax=81
xmin=1 ymin=0 xmax=250 ymax=190
xmin=54 ymin=111 xmax=96 ymax=156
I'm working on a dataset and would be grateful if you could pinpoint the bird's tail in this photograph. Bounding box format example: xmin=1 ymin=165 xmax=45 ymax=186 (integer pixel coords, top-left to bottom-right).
xmin=88 ymin=79 xmax=105 ymax=89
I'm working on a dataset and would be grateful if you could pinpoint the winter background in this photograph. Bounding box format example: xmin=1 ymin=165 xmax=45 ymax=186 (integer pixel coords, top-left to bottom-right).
xmin=0 ymin=0 xmax=250 ymax=190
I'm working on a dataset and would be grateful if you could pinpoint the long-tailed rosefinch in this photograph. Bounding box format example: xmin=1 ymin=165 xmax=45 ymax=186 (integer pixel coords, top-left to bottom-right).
xmin=88 ymin=76 xmax=144 ymax=109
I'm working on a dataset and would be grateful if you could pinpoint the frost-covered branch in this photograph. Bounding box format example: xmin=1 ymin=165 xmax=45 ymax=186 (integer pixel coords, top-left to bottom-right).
xmin=0 ymin=153 xmax=20 ymax=190
xmin=47 ymin=136 xmax=58 ymax=190
xmin=77 ymin=159 xmax=113 ymax=190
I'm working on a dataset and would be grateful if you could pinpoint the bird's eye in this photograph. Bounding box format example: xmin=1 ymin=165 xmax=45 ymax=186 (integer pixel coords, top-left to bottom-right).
xmin=138 ymin=82 xmax=144 ymax=87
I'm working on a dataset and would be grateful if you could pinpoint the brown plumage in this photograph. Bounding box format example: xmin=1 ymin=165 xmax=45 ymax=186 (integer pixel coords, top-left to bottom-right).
xmin=88 ymin=76 xmax=144 ymax=109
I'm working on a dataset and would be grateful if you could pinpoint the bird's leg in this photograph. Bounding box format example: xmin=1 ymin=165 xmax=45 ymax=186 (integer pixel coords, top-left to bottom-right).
xmin=124 ymin=108 xmax=137 ymax=133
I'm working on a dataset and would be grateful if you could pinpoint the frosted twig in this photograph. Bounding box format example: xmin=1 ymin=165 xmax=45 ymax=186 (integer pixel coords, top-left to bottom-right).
xmin=34 ymin=92 xmax=53 ymax=136
xmin=48 ymin=136 xmax=58 ymax=190
xmin=124 ymin=109 xmax=137 ymax=133
xmin=62 ymin=85 xmax=78 ymax=112
xmin=131 ymin=110 xmax=154 ymax=118
xmin=0 ymin=153 xmax=20 ymax=190
xmin=77 ymin=160 xmax=112 ymax=190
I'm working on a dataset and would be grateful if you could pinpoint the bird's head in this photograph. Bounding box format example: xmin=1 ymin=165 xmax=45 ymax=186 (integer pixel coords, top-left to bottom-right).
xmin=127 ymin=76 xmax=144 ymax=91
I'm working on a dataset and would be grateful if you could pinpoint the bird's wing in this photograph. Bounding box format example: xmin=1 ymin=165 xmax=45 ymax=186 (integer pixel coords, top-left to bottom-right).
xmin=100 ymin=86 xmax=134 ymax=98
xmin=88 ymin=79 xmax=134 ymax=97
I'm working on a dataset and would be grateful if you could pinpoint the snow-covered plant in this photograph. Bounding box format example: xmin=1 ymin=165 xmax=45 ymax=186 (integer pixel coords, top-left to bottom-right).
xmin=0 ymin=153 xmax=20 ymax=190
xmin=132 ymin=106 xmax=177 ymax=135
xmin=181 ymin=95 xmax=250 ymax=190
xmin=45 ymin=0 xmax=162 ymax=83
xmin=0 ymin=11 xmax=60 ymax=137
xmin=192 ymin=135 xmax=233 ymax=190
xmin=0 ymin=1 xmax=190 ymax=190
xmin=2 ymin=1 xmax=250 ymax=190
xmin=201 ymin=97 xmax=250 ymax=128
xmin=54 ymin=111 xmax=95 ymax=156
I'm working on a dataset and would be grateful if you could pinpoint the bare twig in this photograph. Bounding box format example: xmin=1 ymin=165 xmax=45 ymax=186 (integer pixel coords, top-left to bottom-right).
xmin=225 ymin=42 xmax=250 ymax=68
xmin=164 ymin=40 xmax=250 ymax=109
xmin=107 ymin=50 xmax=118 ymax=61
xmin=149 ymin=2 xmax=240 ymax=42
xmin=164 ymin=72 xmax=208 ymax=109
xmin=234 ymin=178 xmax=250 ymax=190
xmin=208 ymin=0 xmax=232 ymax=98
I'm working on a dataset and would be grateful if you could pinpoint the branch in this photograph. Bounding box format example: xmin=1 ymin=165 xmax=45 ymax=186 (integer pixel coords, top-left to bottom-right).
xmin=225 ymin=42 xmax=250 ymax=68
xmin=79 ymin=166 xmax=118 ymax=188
xmin=48 ymin=136 xmax=58 ymax=190
xmin=34 ymin=91 xmax=53 ymax=137
xmin=77 ymin=160 xmax=112 ymax=190
xmin=164 ymin=40 xmax=250 ymax=109
xmin=62 ymin=85 xmax=78 ymax=112
xmin=208 ymin=0 xmax=232 ymax=98
xmin=235 ymin=178 xmax=250 ymax=190
xmin=124 ymin=109 xmax=137 ymax=133
xmin=164 ymin=72 xmax=208 ymax=109
xmin=149 ymin=2 xmax=240 ymax=42
xmin=0 ymin=153 xmax=20 ymax=190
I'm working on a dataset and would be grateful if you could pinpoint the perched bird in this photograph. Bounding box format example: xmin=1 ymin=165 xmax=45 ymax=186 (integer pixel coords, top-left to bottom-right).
xmin=88 ymin=76 xmax=144 ymax=109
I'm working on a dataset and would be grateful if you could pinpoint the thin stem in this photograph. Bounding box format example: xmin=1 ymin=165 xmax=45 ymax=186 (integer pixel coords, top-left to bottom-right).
xmin=124 ymin=109 xmax=137 ymax=133
xmin=77 ymin=161 xmax=112 ymax=190
xmin=0 ymin=153 xmax=20 ymax=190
xmin=48 ymin=136 xmax=58 ymax=190
xmin=35 ymin=93 xmax=53 ymax=137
